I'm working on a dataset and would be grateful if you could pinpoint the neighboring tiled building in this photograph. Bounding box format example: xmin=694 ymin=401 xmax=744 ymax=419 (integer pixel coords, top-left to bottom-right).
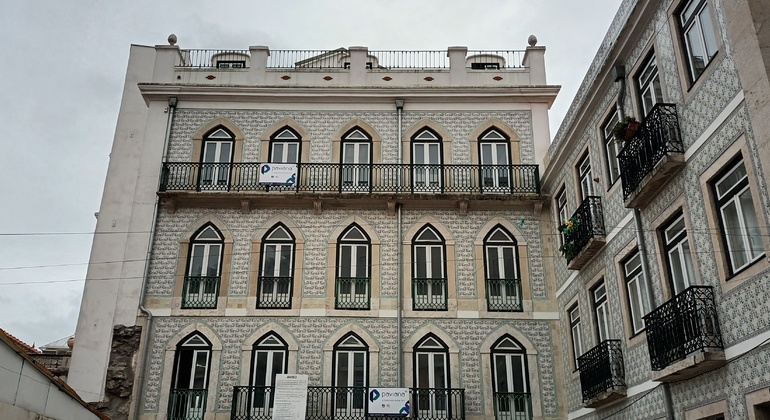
xmin=542 ymin=0 xmax=770 ymax=419
xmin=68 ymin=37 xmax=563 ymax=419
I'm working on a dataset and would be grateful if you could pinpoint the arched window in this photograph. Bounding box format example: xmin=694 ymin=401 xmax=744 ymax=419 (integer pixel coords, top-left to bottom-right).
xmin=412 ymin=225 xmax=447 ymax=310
xmin=183 ymin=224 xmax=223 ymax=309
xmin=411 ymin=128 xmax=443 ymax=193
xmin=478 ymin=128 xmax=511 ymax=193
xmin=257 ymin=224 xmax=295 ymax=309
xmin=413 ymin=334 xmax=450 ymax=416
xmin=245 ymin=333 xmax=288 ymax=416
xmin=336 ymin=225 xmax=371 ymax=310
xmin=200 ymin=126 xmax=235 ymax=190
xmin=333 ymin=333 xmax=368 ymax=416
xmin=340 ymin=127 xmax=372 ymax=192
xmin=169 ymin=332 xmax=212 ymax=419
xmin=490 ymin=335 xmax=531 ymax=419
xmin=484 ymin=226 xmax=521 ymax=312
xmin=269 ymin=127 xmax=301 ymax=164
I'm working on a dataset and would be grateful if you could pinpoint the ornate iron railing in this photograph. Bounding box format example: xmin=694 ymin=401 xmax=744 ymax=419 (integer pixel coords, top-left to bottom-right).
xmin=256 ymin=276 xmax=293 ymax=309
xmin=413 ymin=278 xmax=448 ymax=310
xmin=181 ymin=276 xmax=220 ymax=309
xmin=577 ymin=340 xmax=625 ymax=403
xmin=618 ymin=103 xmax=684 ymax=200
xmin=160 ymin=162 xmax=540 ymax=195
xmin=177 ymin=49 xmax=251 ymax=68
xmin=561 ymin=196 xmax=605 ymax=263
xmin=485 ymin=278 xmax=523 ymax=311
xmin=492 ymin=392 xmax=532 ymax=420
xmin=232 ymin=386 xmax=464 ymax=419
xmin=335 ymin=277 xmax=371 ymax=310
xmin=644 ymin=286 xmax=723 ymax=371
xmin=168 ymin=388 xmax=207 ymax=420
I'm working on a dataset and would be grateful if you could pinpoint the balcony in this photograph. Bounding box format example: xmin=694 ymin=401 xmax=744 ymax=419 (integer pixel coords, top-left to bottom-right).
xmin=560 ymin=196 xmax=606 ymax=270
xmin=413 ymin=278 xmax=448 ymax=310
xmin=159 ymin=162 xmax=541 ymax=212
xmin=231 ymin=386 xmax=465 ymax=420
xmin=577 ymin=340 xmax=626 ymax=408
xmin=644 ymin=286 xmax=725 ymax=382
xmin=181 ymin=276 xmax=220 ymax=309
xmin=485 ymin=278 xmax=523 ymax=312
xmin=618 ymin=104 xmax=685 ymax=208
xmin=492 ymin=393 xmax=532 ymax=420
xmin=256 ymin=276 xmax=292 ymax=309
xmin=168 ymin=388 xmax=207 ymax=420
xmin=335 ymin=277 xmax=371 ymax=310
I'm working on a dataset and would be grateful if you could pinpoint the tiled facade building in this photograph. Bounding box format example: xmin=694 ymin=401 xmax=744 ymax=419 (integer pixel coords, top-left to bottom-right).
xmin=67 ymin=0 xmax=770 ymax=419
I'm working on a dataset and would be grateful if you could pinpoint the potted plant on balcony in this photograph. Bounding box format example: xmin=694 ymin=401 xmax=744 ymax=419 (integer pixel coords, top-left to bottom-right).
xmin=558 ymin=217 xmax=581 ymax=260
xmin=612 ymin=116 xmax=640 ymax=141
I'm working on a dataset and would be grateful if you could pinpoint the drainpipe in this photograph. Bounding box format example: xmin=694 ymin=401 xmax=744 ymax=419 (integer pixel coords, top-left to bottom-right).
xmin=132 ymin=96 xmax=176 ymax=419
xmin=395 ymin=98 xmax=404 ymax=387
xmin=615 ymin=68 xmax=672 ymax=419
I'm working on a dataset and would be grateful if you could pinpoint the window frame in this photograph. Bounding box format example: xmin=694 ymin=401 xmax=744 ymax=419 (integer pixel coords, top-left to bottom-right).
xmin=248 ymin=333 xmax=288 ymax=413
xmin=622 ymin=251 xmax=648 ymax=336
xmin=269 ymin=126 xmax=302 ymax=164
xmin=568 ymin=304 xmax=583 ymax=369
xmin=332 ymin=333 xmax=369 ymax=415
xmin=411 ymin=225 xmax=448 ymax=311
xmin=490 ymin=335 xmax=531 ymax=419
xmin=576 ymin=152 xmax=594 ymax=201
xmin=169 ymin=332 xmax=212 ymax=419
xmin=336 ymin=224 xmax=372 ymax=310
xmin=199 ymin=126 xmax=235 ymax=189
xmin=478 ymin=127 xmax=512 ymax=193
xmin=555 ymin=187 xmax=568 ymax=247
xmin=678 ymin=0 xmax=719 ymax=84
xmin=602 ymin=110 xmax=622 ymax=187
xmin=257 ymin=224 xmax=296 ymax=309
xmin=483 ymin=226 xmax=522 ymax=312
xmin=183 ymin=224 xmax=224 ymax=309
xmin=661 ymin=213 xmax=696 ymax=295
xmin=411 ymin=127 xmax=444 ymax=192
xmin=635 ymin=53 xmax=664 ymax=117
xmin=340 ymin=127 xmax=373 ymax=191
xmin=413 ymin=334 xmax=451 ymax=414
xmin=591 ymin=282 xmax=611 ymax=343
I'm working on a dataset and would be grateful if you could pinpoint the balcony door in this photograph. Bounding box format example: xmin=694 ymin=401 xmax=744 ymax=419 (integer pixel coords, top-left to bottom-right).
xmin=248 ymin=333 xmax=287 ymax=416
xmin=200 ymin=127 xmax=234 ymax=190
xmin=491 ymin=336 xmax=530 ymax=420
xmin=170 ymin=333 xmax=211 ymax=420
xmin=412 ymin=129 xmax=443 ymax=193
xmin=578 ymin=154 xmax=594 ymax=201
xmin=333 ymin=334 xmax=368 ymax=417
xmin=341 ymin=128 xmax=371 ymax=192
xmin=258 ymin=225 xmax=294 ymax=308
xmin=337 ymin=225 xmax=370 ymax=309
xmin=479 ymin=129 xmax=511 ymax=193
xmin=185 ymin=225 xmax=222 ymax=308
xmin=414 ymin=335 xmax=450 ymax=417
xmin=412 ymin=226 xmax=446 ymax=310
xmin=484 ymin=226 xmax=520 ymax=311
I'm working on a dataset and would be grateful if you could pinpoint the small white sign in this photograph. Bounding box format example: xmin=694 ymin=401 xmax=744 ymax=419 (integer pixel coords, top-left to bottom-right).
xmin=367 ymin=387 xmax=410 ymax=417
xmin=259 ymin=163 xmax=297 ymax=185
xmin=272 ymin=374 xmax=308 ymax=420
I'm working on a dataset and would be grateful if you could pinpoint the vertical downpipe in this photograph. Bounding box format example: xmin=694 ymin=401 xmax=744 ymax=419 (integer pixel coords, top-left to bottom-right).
xmin=615 ymin=67 xmax=672 ymax=419
xmin=395 ymin=99 xmax=405 ymax=387
xmin=132 ymin=96 xmax=176 ymax=420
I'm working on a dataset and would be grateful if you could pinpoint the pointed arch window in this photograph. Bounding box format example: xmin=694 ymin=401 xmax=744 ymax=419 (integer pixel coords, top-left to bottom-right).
xmin=490 ymin=335 xmax=532 ymax=420
xmin=484 ymin=226 xmax=522 ymax=312
xmin=200 ymin=126 xmax=234 ymax=190
xmin=411 ymin=128 xmax=443 ymax=193
xmin=169 ymin=333 xmax=211 ymax=420
xmin=414 ymin=334 xmax=451 ymax=417
xmin=183 ymin=224 xmax=223 ymax=309
xmin=412 ymin=226 xmax=447 ymax=311
xmin=270 ymin=127 xmax=301 ymax=164
xmin=336 ymin=225 xmax=371 ymax=310
xmin=242 ymin=333 xmax=288 ymax=416
xmin=257 ymin=224 xmax=295 ymax=309
xmin=340 ymin=127 xmax=372 ymax=192
xmin=479 ymin=128 xmax=511 ymax=193
xmin=333 ymin=333 xmax=368 ymax=417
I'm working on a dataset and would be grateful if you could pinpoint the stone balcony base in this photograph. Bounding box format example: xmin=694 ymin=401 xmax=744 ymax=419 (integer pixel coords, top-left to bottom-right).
xmin=624 ymin=153 xmax=685 ymax=208
xmin=584 ymin=386 xmax=627 ymax=408
xmin=567 ymin=236 xmax=606 ymax=270
xmin=651 ymin=349 xmax=725 ymax=382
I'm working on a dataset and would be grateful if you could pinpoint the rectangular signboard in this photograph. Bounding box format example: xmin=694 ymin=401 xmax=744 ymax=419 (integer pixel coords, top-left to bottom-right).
xmin=259 ymin=163 xmax=297 ymax=185
xmin=272 ymin=374 xmax=308 ymax=420
xmin=367 ymin=387 xmax=410 ymax=417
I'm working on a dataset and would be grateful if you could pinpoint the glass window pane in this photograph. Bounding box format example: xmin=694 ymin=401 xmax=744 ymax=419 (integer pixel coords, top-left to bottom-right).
xmin=699 ymin=8 xmax=718 ymax=58
xmin=487 ymin=248 xmax=500 ymax=279
xmin=206 ymin=244 xmax=220 ymax=276
xmin=503 ymin=247 xmax=516 ymax=279
xmin=263 ymin=245 xmax=276 ymax=276
xmin=494 ymin=355 xmax=509 ymax=393
xmin=287 ymin=144 xmax=299 ymax=163
xmin=416 ymin=247 xmax=427 ymax=278
xmin=272 ymin=144 xmax=284 ymax=162
xmin=739 ymin=189 xmax=763 ymax=258
xmin=355 ymin=245 xmax=368 ymax=278
xmin=190 ymin=245 xmax=204 ymax=276
xmin=254 ymin=352 xmax=268 ymax=386
xmin=192 ymin=351 xmax=208 ymax=389
xmin=340 ymin=246 xmax=352 ymax=277
xmin=278 ymin=245 xmax=292 ymax=277
xmin=433 ymin=354 xmax=446 ymax=388
xmin=336 ymin=353 xmax=349 ymax=387
xmin=431 ymin=247 xmax=443 ymax=278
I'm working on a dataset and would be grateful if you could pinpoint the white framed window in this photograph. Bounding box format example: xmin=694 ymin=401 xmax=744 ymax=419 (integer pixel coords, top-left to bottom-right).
xmin=200 ymin=127 xmax=234 ymax=189
xmin=270 ymin=127 xmax=301 ymax=164
xmin=484 ymin=226 xmax=521 ymax=311
xmin=713 ymin=159 xmax=763 ymax=275
xmin=592 ymin=282 xmax=611 ymax=342
xmin=577 ymin=153 xmax=594 ymax=200
xmin=569 ymin=304 xmax=583 ymax=368
xmin=602 ymin=111 xmax=622 ymax=185
xmin=662 ymin=213 xmax=696 ymax=295
xmin=679 ymin=0 xmax=718 ymax=82
xmin=479 ymin=128 xmax=511 ymax=192
xmin=414 ymin=335 xmax=450 ymax=416
xmin=248 ymin=333 xmax=287 ymax=415
xmin=412 ymin=226 xmax=447 ymax=310
xmin=556 ymin=187 xmax=568 ymax=246
xmin=637 ymin=54 xmax=663 ymax=117
xmin=333 ymin=334 xmax=368 ymax=416
xmin=257 ymin=224 xmax=295 ymax=309
xmin=490 ymin=336 xmax=531 ymax=419
xmin=341 ymin=127 xmax=372 ymax=191
xmin=336 ymin=225 xmax=371 ymax=310
xmin=412 ymin=128 xmax=443 ymax=192
xmin=169 ymin=333 xmax=211 ymax=419
xmin=623 ymin=252 xmax=649 ymax=335
xmin=183 ymin=224 xmax=223 ymax=309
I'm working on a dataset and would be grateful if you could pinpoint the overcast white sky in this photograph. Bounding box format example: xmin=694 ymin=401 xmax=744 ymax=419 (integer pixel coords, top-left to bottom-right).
xmin=0 ymin=0 xmax=619 ymax=346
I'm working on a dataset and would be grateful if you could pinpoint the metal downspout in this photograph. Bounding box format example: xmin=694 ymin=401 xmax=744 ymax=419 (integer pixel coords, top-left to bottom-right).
xmin=132 ymin=96 xmax=176 ymax=419
xmin=615 ymin=69 xmax=672 ymax=419
xmin=395 ymin=99 xmax=404 ymax=387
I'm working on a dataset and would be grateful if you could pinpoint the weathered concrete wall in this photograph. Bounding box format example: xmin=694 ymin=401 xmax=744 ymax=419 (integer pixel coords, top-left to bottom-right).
xmin=94 ymin=325 xmax=142 ymax=420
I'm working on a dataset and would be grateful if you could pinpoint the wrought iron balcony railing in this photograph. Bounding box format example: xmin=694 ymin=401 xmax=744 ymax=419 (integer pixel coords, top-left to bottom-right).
xmin=168 ymin=388 xmax=207 ymax=420
xmin=644 ymin=286 xmax=723 ymax=371
xmin=256 ymin=276 xmax=293 ymax=309
xmin=618 ymin=104 xmax=684 ymax=201
xmin=485 ymin=278 xmax=523 ymax=312
xmin=160 ymin=162 xmax=540 ymax=195
xmin=561 ymin=196 xmax=605 ymax=264
xmin=413 ymin=278 xmax=448 ymax=310
xmin=335 ymin=277 xmax=371 ymax=310
xmin=577 ymin=340 xmax=625 ymax=404
xmin=181 ymin=276 xmax=221 ymax=309
xmin=231 ymin=386 xmax=465 ymax=420
xmin=492 ymin=392 xmax=532 ymax=420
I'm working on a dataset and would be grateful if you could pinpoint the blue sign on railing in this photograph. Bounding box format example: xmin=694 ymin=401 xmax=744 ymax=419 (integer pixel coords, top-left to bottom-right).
xmin=368 ymin=387 xmax=410 ymax=417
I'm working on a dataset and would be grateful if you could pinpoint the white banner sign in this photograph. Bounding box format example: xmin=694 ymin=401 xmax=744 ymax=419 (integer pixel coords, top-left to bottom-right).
xmin=259 ymin=163 xmax=297 ymax=185
xmin=367 ymin=387 xmax=410 ymax=416
xmin=272 ymin=374 xmax=308 ymax=420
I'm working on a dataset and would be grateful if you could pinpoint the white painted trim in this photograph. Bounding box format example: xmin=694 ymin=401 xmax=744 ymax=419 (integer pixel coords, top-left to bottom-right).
xmin=556 ymin=272 xmax=579 ymax=298
xmin=685 ymin=91 xmax=745 ymax=161
xmin=532 ymin=312 xmax=560 ymax=320
xmin=725 ymin=329 xmax=770 ymax=359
